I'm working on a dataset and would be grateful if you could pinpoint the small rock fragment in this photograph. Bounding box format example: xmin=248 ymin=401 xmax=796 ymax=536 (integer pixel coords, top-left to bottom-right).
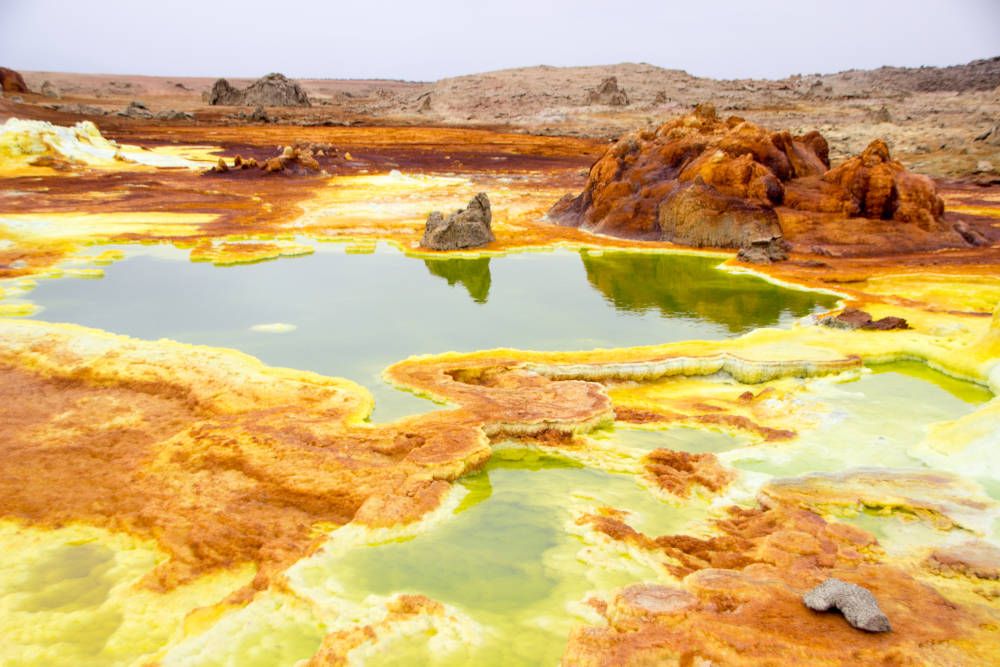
xmin=420 ymin=193 xmax=495 ymax=250
xmin=822 ymin=308 xmax=909 ymax=330
xmin=803 ymin=578 xmax=891 ymax=632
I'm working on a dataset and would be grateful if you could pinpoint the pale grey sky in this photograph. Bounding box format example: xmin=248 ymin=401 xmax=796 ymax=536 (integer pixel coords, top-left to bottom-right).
xmin=1 ymin=0 xmax=997 ymax=81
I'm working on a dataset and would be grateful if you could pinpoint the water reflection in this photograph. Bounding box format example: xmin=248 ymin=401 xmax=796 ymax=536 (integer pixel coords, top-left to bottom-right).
xmin=424 ymin=257 xmax=491 ymax=304
xmin=580 ymin=250 xmax=834 ymax=333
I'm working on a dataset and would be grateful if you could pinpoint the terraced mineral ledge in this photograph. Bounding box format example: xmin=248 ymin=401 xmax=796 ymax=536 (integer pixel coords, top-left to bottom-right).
xmin=0 ymin=102 xmax=998 ymax=666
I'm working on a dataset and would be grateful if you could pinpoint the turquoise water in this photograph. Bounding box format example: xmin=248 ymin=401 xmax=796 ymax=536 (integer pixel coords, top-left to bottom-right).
xmin=26 ymin=244 xmax=836 ymax=420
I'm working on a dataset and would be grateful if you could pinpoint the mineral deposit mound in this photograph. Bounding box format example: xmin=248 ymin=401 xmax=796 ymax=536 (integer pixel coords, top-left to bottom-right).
xmin=549 ymin=104 xmax=975 ymax=259
xmin=207 ymin=72 xmax=311 ymax=107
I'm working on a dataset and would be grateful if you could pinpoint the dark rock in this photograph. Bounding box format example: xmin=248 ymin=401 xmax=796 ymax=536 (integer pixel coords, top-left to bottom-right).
xmin=953 ymin=220 xmax=988 ymax=246
xmin=803 ymin=578 xmax=891 ymax=632
xmin=207 ymin=78 xmax=245 ymax=105
xmin=973 ymin=127 xmax=994 ymax=142
xmin=420 ymin=193 xmax=495 ymax=250
xmin=242 ymin=73 xmax=310 ymax=107
xmin=119 ymin=101 xmax=153 ymax=119
xmin=210 ymin=74 xmax=310 ymax=108
xmin=822 ymin=308 xmax=910 ymax=331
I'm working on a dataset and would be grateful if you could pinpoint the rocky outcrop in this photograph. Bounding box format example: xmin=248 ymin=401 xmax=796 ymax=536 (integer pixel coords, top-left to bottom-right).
xmin=586 ymin=76 xmax=629 ymax=106
xmin=243 ymin=72 xmax=310 ymax=107
xmin=420 ymin=193 xmax=495 ymax=250
xmin=803 ymin=578 xmax=891 ymax=632
xmin=0 ymin=67 xmax=28 ymax=93
xmin=118 ymin=100 xmax=152 ymax=119
xmin=207 ymin=78 xmax=244 ymax=105
xmin=549 ymin=104 xmax=968 ymax=259
xmin=40 ymin=80 xmax=60 ymax=98
xmin=207 ymin=73 xmax=311 ymax=107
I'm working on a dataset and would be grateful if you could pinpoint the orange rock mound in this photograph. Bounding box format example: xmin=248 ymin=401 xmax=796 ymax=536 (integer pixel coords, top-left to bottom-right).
xmin=0 ymin=67 xmax=28 ymax=93
xmin=549 ymin=104 xmax=974 ymax=260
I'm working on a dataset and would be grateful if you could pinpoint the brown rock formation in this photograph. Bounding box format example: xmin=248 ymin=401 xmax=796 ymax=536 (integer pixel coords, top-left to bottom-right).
xmin=586 ymin=76 xmax=629 ymax=106
xmin=207 ymin=78 xmax=244 ymax=105
xmin=243 ymin=72 xmax=311 ymax=107
xmin=0 ymin=66 xmax=28 ymax=93
xmin=549 ymin=105 xmax=972 ymax=258
xmin=207 ymin=73 xmax=311 ymax=107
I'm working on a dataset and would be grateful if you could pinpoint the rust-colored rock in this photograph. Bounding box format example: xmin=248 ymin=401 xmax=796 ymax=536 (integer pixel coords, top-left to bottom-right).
xmin=0 ymin=67 xmax=28 ymax=93
xmin=209 ymin=144 xmax=323 ymax=176
xmin=549 ymin=106 xmax=970 ymax=258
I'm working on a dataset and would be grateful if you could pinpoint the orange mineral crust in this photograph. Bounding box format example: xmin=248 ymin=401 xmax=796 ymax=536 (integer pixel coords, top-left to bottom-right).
xmin=0 ymin=321 xmax=498 ymax=590
xmin=568 ymin=503 xmax=999 ymax=665
xmin=643 ymin=448 xmax=735 ymax=498
xmin=0 ymin=318 xmax=628 ymax=590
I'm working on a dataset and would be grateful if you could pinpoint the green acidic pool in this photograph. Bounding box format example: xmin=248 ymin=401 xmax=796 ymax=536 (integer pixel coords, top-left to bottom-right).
xmin=23 ymin=243 xmax=837 ymax=421
xmin=289 ymin=448 xmax=709 ymax=666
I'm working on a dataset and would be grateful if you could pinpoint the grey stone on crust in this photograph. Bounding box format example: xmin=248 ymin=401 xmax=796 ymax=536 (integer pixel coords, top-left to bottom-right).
xmin=420 ymin=193 xmax=495 ymax=250
xmin=803 ymin=578 xmax=891 ymax=632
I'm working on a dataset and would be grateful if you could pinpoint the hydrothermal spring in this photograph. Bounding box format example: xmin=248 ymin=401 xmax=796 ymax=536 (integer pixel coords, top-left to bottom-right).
xmin=1 ymin=120 xmax=998 ymax=665
xmin=1 ymin=241 xmax=994 ymax=665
